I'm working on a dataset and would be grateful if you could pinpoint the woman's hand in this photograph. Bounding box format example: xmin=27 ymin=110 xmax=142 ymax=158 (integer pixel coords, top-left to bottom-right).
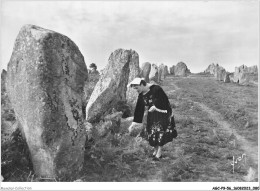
xmin=148 ymin=105 xmax=167 ymax=113
xmin=148 ymin=105 xmax=157 ymax=112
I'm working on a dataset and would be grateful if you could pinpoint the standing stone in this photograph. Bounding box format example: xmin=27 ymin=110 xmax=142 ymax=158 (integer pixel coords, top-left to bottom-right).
xmin=174 ymin=62 xmax=190 ymax=76
xmin=204 ymin=63 xmax=216 ymax=75
xmin=163 ymin=65 xmax=169 ymax=78
xmin=248 ymin=65 xmax=258 ymax=74
xmin=6 ymin=25 xmax=88 ymax=179
xmin=229 ymin=73 xmax=235 ymax=82
xmin=85 ymin=48 xmax=131 ymax=123
xmin=140 ymin=62 xmax=151 ymax=82
xmin=204 ymin=63 xmax=226 ymax=77
xmin=238 ymin=65 xmax=248 ymax=73
xmin=126 ymin=50 xmax=140 ymax=111
xmin=213 ymin=67 xmax=218 ymax=77
xmin=158 ymin=63 xmax=165 ymax=82
xmin=234 ymin=65 xmax=249 ymax=84
xmin=233 ymin=67 xmax=241 ymax=83
xmin=239 ymin=72 xmax=250 ymax=84
xmin=149 ymin=64 xmax=159 ymax=83
xmin=170 ymin=65 xmax=175 ymax=75
xmin=224 ymin=72 xmax=231 ymax=83
xmin=216 ymin=68 xmax=226 ymax=81
xmin=233 ymin=64 xmax=258 ymax=85
xmin=214 ymin=64 xmax=224 ymax=78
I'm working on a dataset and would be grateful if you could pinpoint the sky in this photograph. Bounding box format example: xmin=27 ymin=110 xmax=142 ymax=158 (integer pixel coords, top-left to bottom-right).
xmin=0 ymin=0 xmax=259 ymax=73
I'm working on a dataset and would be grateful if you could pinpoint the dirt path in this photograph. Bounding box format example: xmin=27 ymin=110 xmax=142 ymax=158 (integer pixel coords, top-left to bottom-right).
xmin=194 ymin=102 xmax=258 ymax=166
xmin=164 ymin=78 xmax=258 ymax=179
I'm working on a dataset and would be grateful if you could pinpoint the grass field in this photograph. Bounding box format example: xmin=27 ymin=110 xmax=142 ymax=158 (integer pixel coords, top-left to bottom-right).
xmin=2 ymin=74 xmax=258 ymax=182
xmin=81 ymin=74 xmax=258 ymax=182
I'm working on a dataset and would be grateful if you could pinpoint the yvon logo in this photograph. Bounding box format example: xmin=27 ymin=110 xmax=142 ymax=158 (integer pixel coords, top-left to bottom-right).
xmin=231 ymin=153 xmax=246 ymax=174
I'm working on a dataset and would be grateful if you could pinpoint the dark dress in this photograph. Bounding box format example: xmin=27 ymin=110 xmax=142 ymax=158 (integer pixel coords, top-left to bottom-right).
xmin=133 ymin=85 xmax=172 ymax=147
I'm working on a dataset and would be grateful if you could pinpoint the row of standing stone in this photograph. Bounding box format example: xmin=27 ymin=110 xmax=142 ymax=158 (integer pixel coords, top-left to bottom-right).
xmin=9 ymin=23 xmax=255 ymax=180
xmin=4 ymin=24 xmax=186 ymax=180
xmin=204 ymin=63 xmax=258 ymax=84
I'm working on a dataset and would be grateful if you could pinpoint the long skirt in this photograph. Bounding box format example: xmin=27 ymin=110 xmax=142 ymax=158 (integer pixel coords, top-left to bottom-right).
xmin=146 ymin=110 xmax=171 ymax=147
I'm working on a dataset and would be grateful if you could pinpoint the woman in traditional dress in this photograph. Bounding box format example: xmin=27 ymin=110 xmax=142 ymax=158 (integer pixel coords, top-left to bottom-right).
xmin=128 ymin=78 xmax=172 ymax=161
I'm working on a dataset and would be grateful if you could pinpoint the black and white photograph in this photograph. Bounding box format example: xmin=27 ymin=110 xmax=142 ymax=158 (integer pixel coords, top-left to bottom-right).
xmin=1 ymin=0 xmax=259 ymax=190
